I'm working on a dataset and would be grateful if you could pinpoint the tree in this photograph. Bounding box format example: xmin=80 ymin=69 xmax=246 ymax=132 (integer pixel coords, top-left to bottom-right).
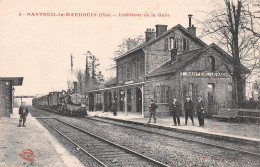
xmin=200 ymin=0 xmax=260 ymax=107
xmin=107 ymin=35 xmax=144 ymax=76
xmin=75 ymin=70 xmax=85 ymax=94
xmin=114 ymin=35 xmax=144 ymax=57
xmin=74 ymin=51 xmax=105 ymax=94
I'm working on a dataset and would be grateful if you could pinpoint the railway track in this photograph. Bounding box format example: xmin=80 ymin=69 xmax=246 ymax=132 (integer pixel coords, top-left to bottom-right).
xmin=84 ymin=116 xmax=260 ymax=158
xmin=34 ymin=113 xmax=170 ymax=167
xmin=31 ymin=107 xmax=260 ymax=166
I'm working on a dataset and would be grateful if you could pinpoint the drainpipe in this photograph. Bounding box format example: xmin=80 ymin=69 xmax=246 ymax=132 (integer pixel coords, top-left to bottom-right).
xmin=141 ymin=85 xmax=144 ymax=118
xmin=124 ymin=89 xmax=127 ymax=116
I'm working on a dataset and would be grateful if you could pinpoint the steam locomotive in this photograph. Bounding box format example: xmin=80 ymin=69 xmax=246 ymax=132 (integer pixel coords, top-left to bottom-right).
xmin=32 ymin=89 xmax=87 ymax=116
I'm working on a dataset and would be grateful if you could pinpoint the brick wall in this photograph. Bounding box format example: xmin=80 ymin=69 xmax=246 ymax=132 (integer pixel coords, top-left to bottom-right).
xmin=0 ymin=81 xmax=12 ymax=117
xmin=144 ymin=29 xmax=203 ymax=74
xmin=116 ymin=50 xmax=145 ymax=84
xmin=144 ymin=47 xmax=234 ymax=117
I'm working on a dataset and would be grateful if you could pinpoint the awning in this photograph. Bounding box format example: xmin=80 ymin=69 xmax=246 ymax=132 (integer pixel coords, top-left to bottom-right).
xmin=0 ymin=77 xmax=24 ymax=86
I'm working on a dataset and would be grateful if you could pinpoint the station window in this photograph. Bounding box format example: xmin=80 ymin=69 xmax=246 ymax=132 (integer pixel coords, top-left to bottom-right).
xmin=118 ymin=66 xmax=123 ymax=82
xmin=206 ymin=56 xmax=216 ymax=72
xmin=186 ymin=39 xmax=190 ymax=51
xmin=228 ymin=83 xmax=232 ymax=98
xmin=176 ymin=38 xmax=183 ymax=51
xmin=208 ymin=83 xmax=215 ymax=104
xmin=170 ymin=37 xmax=175 ymax=49
xmin=95 ymin=93 xmax=101 ymax=103
xmin=154 ymin=86 xmax=169 ymax=103
xmin=123 ymin=65 xmax=127 ymax=81
xmin=126 ymin=65 xmax=131 ymax=81
xmin=183 ymin=38 xmax=187 ymax=51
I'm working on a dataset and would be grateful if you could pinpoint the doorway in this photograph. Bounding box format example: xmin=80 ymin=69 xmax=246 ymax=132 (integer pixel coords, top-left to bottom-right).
xmin=207 ymin=83 xmax=215 ymax=116
xmin=136 ymin=87 xmax=142 ymax=112
xmin=89 ymin=93 xmax=94 ymax=112
xmin=127 ymin=89 xmax=131 ymax=112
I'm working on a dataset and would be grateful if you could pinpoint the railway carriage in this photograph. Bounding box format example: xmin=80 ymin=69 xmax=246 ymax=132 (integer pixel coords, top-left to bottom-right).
xmin=32 ymin=91 xmax=86 ymax=117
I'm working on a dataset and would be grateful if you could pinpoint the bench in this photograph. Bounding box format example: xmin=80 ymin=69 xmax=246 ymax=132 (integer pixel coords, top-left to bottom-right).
xmin=237 ymin=109 xmax=260 ymax=123
xmin=212 ymin=108 xmax=239 ymax=122
xmin=213 ymin=108 xmax=260 ymax=123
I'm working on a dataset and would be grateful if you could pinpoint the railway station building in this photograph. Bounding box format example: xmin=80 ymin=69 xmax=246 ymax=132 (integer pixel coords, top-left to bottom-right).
xmin=0 ymin=77 xmax=23 ymax=117
xmin=86 ymin=15 xmax=249 ymax=117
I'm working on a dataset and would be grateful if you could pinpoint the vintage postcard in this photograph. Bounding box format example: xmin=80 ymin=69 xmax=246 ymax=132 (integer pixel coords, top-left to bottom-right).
xmin=0 ymin=0 xmax=259 ymax=166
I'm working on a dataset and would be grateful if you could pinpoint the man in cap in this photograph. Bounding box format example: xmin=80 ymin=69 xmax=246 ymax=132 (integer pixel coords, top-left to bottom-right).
xmin=196 ymin=95 xmax=205 ymax=126
xmin=184 ymin=96 xmax=194 ymax=125
xmin=18 ymin=102 xmax=28 ymax=127
xmin=147 ymin=99 xmax=158 ymax=124
xmin=169 ymin=97 xmax=181 ymax=126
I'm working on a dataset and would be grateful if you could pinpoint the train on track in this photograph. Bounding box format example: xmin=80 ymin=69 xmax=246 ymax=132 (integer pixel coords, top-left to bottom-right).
xmin=32 ymin=89 xmax=87 ymax=117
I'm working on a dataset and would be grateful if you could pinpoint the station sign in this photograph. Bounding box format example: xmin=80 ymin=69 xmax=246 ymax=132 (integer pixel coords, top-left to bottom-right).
xmin=181 ymin=72 xmax=230 ymax=77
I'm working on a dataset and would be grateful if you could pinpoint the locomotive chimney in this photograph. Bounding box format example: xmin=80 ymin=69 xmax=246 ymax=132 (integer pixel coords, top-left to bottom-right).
xmin=73 ymin=81 xmax=78 ymax=94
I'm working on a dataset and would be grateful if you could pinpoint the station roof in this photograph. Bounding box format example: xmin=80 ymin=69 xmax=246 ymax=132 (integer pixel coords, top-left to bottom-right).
xmin=147 ymin=43 xmax=250 ymax=78
xmin=0 ymin=77 xmax=24 ymax=86
xmin=114 ymin=24 xmax=207 ymax=61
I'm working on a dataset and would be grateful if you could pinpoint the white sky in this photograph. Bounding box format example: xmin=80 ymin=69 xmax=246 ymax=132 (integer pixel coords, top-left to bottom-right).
xmin=0 ymin=0 xmax=222 ymax=95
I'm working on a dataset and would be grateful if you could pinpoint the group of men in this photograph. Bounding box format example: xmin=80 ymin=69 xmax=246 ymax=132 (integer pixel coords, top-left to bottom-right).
xmin=148 ymin=95 xmax=205 ymax=127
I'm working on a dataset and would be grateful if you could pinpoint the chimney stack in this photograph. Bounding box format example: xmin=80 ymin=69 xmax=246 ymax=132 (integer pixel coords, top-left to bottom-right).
xmin=187 ymin=14 xmax=196 ymax=36
xmin=155 ymin=24 xmax=168 ymax=37
xmin=145 ymin=28 xmax=156 ymax=42
xmin=127 ymin=39 xmax=137 ymax=51
xmin=188 ymin=14 xmax=192 ymax=27
xmin=171 ymin=48 xmax=177 ymax=62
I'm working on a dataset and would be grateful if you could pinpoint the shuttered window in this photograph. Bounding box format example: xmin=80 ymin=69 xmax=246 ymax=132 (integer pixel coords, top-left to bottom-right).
xmin=186 ymin=39 xmax=190 ymax=51
xmin=135 ymin=61 xmax=140 ymax=79
xmin=154 ymin=86 xmax=169 ymax=103
xmin=118 ymin=66 xmax=123 ymax=82
xmin=126 ymin=65 xmax=131 ymax=81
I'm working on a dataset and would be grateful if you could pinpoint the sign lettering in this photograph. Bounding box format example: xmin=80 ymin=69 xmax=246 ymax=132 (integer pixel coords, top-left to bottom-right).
xmin=181 ymin=72 xmax=230 ymax=77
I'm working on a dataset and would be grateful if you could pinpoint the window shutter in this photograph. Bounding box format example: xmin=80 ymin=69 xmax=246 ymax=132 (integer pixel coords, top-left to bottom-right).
xmin=187 ymin=39 xmax=190 ymax=51
xmin=174 ymin=39 xmax=177 ymax=49
xmin=165 ymin=38 xmax=168 ymax=50
xmin=161 ymin=86 xmax=164 ymax=103
xmin=132 ymin=62 xmax=135 ymax=79
xmin=194 ymin=84 xmax=198 ymax=101
xmin=168 ymin=38 xmax=171 ymax=50
xmin=183 ymin=38 xmax=186 ymax=51
xmin=182 ymin=84 xmax=187 ymax=100
xmin=124 ymin=66 xmax=127 ymax=81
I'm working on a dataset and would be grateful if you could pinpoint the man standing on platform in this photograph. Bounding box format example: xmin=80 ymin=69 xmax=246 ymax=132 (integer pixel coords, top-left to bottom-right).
xmin=147 ymin=99 xmax=158 ymax=124
xmin=184 ymin=96 xmax=194 ymax=125
xmin=112 ymin=100 xmax=117 ymax=116
xmin=18 ymin=102 xmax=28 ymax=127
xmin=196 ymin=95 xmax=205 ymax=127
xmin=169 ymin=98 xmax=181 ymax=126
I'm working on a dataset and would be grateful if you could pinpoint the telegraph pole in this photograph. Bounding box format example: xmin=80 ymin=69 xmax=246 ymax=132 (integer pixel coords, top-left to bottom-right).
xmin=84 ymin=51 xmax=90 ymax=86
xmin=92 ymin=54 xmax=95 ymax=81
xmin=71 ymin=54 xmax=73 ymax=73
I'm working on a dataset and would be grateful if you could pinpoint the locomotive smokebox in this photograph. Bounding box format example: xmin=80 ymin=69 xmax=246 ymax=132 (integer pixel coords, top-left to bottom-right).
xmin=73 ymin=81 xmax=78 ymax=94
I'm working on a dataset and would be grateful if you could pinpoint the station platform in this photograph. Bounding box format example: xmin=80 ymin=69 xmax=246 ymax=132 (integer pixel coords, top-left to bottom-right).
xmin=87 ymin=111 xmax=260 ymax=144
xmin=0 ymin=108 xmax=84 ymax=167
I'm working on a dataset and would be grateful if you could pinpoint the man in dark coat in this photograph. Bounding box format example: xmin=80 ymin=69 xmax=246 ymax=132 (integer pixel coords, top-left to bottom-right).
xmin=169 ymin=98 xmax=181 ymax=126
xmin=18 ymin=102 xmax=28 ymax=127
xmin=184 ymin=96 xmax=194 ymax=125
xmin=112 ymin=100 xmax=117 ymax=116
xmin=147 ymin=99 xmax=158 ymax=124
xmin=196 ymin=95 xmax=205 ymax=126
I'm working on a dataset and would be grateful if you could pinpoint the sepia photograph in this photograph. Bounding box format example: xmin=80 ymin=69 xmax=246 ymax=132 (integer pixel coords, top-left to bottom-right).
xmin=0 ymin=0 xmax=259 ymax=166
